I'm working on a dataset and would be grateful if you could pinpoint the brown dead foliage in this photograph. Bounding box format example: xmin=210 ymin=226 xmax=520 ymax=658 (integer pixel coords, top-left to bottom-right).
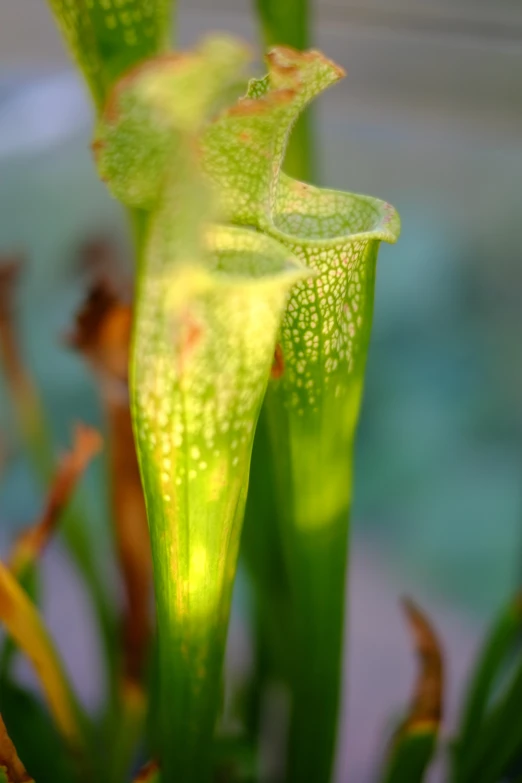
xmin=402 ymin=597 xmax=444 ymax=732
xmin=0 ymin=255 xmax=41 ymax=423
xmin=133 ymin=759 xmax=159 ymax=783
xmin=69 ymin=268 xmax=151 ymax=683
xmin=9 ymin=424 xmax=102 ymax=578
xmin=0 ymin=714 xmax=32 ymax=782
xmin=67 ymin=276 xmax=132 ymax=392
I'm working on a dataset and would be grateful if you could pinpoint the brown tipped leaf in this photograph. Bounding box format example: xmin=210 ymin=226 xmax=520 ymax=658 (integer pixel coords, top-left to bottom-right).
xmin=0 ymin=562 xmax=87 ymax=759
xmin=9 ymin=425 xmax=102 ymax=580
xmin=402 ymin=597 xmax=444 ymax=732
xmin=0 ymin=714 xmax=33 ymax=783
xmin=380 ymin=599 xmax=444 ymax=783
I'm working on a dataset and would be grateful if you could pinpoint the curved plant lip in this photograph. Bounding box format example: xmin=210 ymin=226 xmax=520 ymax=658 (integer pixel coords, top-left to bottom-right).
xmin=270 ymin=179 xmax=401 ymax=247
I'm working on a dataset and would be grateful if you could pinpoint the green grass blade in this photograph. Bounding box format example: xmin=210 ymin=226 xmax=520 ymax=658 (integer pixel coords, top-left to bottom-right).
xmin=381 ymin=731 xmax=437 ymax=783
xmin=0 ymin=562 xmax=92 ymax=778
xmin=107 ymin=682 xmax=146 ymax=783
xmin=453 ymin=593 xmax=522 ymax=775
xmin=457 ymin=655 xmax=522 ymax=783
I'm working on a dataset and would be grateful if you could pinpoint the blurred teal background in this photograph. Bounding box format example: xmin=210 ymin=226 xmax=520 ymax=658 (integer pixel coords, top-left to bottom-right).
xmin=0 ymin=2 xmax=521 ymax=780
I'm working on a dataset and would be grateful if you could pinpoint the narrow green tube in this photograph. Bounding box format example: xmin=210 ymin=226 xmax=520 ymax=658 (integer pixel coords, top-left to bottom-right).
xmin=262 ymin=248 xmax=376 ymax=781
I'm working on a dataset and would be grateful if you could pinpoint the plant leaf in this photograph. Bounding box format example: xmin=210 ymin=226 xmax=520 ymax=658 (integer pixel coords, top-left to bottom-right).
xmin=94 ymin=36 xmax=250 ymax=210
xmin=0 ymin=257 xmax=119 ymax=724
xmin=8 ymin=424 xmax=102 ymax=580
xmin=0 ymin=256 xmax=48 ymax=475
xmin=108 ymin=680 xmax=146 ymax=783
xmin=0 ymin=562 xmax=88 ymax=765
xmin=0 ymin=682 xmax=72 ymax=783
xmin=132 ymin=224 xmax=308 ymax=782
xmin=456 ymin=647 xmax=522 ymax=783
xmin=94 ymin=37 xmax=310 ymax=783
xmin=201 ymin=44 xmax=399 ymax=783
xmin=453 ymin=592 xmax=522 ymax=775
xmin=203 ymin=47 xmax=344 ymax=226
xmin=46 ymin=0 xmax=175 ymax=109
xmin=68 ymin=281 xmax=152 ymax=688
xmin=380 ymin=600 xmax=443 ymax=783
xmin=380 ymin=731 xmax=437 ymax=783
xmin=1 ymin=425 xmax=102 ymax=724
xmin=0 ymin=713 xmax=33 ymax=783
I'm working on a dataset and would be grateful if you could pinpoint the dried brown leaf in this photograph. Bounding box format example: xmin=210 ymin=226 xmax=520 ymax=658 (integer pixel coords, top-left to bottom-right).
xmin=0 ymin=256 xmax=39 ymax=418
xmin=401 ymin=597 xmax=444 ymax=732
xmin=0 ymin=714 xmax=32 ymax=783
xmin=76 ymin=237 xmax=127 ymax=282
xmin=110 ymin=403 xmax=152 ymax=682
xmin=9 ymin=424 xmax=102 ymax=577
xmin=67 ymin=277 xmax=133 ymax=390
xmin=0 ymin=256 xmax=23 ymax=318
xmin=69 ymin=276 xmax=151 ymax=682
xmin=134 ymin=759 xmax=160 ymax=783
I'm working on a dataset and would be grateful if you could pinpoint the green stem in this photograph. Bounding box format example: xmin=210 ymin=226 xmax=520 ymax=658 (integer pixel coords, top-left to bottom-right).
xmin=287 ymin=516 xmax=348 ymax=783
xmin=254 ymin=0 xmax=315 ymax=183
xmin=243 ymin=405 xmax=345 ymax=775
xmin=265 ymin=384 xmax=352 ymax=783
xmin=242 ymin=411 xmax=293 ymax=683
xmin=260 ymin=244 xmax=378 ymax=783
xmin=144 ymin=464 xmax=248 ymax=783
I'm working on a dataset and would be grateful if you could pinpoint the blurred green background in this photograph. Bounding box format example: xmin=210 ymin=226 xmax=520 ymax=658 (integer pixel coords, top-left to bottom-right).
xmin=0 ymin=1 xmax=521 ymax=780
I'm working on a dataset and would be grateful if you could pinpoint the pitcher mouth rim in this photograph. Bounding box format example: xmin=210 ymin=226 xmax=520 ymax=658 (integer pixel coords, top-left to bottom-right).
xmin=267 ymin=179 xmax=401 ymax=247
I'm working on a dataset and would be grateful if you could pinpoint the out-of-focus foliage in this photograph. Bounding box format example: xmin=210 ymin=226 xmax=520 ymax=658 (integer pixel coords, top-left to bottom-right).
xmin=47 ymin=0 xmax=174 ymax=108
xmin=253 ymin=0 xmax=313 ymax=180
